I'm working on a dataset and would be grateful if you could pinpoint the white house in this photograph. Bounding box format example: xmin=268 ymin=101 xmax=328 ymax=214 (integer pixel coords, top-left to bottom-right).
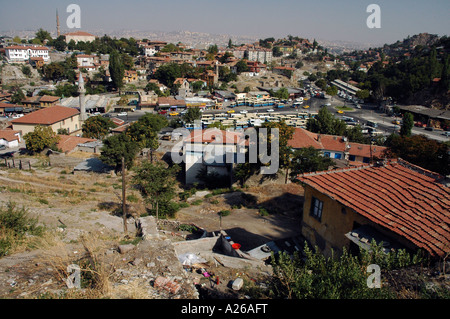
xmin=0 ymin=130 xmax=22 ymax=148
xmin=143 ymin=45 xmax=158 ymax=57
xmin=5 ymin=45 xmax=50 ymax=63
xmin=182 ymin=129 xmax=247 ymax=185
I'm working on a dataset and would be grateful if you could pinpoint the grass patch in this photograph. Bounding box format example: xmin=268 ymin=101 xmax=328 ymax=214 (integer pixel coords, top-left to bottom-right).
xmin=335 ymin=106 xmax=354 ymax=111
xmin=191 ymin=199 xmax=203 ymax=206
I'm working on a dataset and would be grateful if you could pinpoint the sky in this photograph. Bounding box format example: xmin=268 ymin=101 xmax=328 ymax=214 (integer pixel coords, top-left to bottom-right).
xmin=0 ymin=0 xmax=449 ymax=46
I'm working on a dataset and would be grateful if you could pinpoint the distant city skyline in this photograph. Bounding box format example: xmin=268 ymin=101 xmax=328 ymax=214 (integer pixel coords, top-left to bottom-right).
xmin=0 ymin=0 xmax=449 ymax=47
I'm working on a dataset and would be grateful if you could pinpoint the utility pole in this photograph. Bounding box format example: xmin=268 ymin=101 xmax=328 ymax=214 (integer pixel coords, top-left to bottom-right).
xmin=122 ymin=157 xmax=128 ymax=234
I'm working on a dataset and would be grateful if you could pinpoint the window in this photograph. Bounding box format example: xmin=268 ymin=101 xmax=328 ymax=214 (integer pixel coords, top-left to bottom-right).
xmin=310 ymin=197 xmax=323 ymax=221
xmin=349 ymin=155 xmax=356 ymax=161
xmin=324 ymin=152 xmax=330 ymax=158
xmin=334 ymin=153 xmax=342 ymax=159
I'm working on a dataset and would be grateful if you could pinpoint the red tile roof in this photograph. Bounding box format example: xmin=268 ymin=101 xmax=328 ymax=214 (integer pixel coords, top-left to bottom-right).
xmin=184 ymin=129 xmax=247 ymax=145
xmin=289 ymin=128 xmax=387 ymax=160
xmin=57 ymin=135 xmax=96 ymax=153
xmin=11 ymin=105 xmax=79 ymax=125
xmin=0 ymin=130 xmax=21 ymax=142
xmin=299 ymin=159 xmax=450 ymax=257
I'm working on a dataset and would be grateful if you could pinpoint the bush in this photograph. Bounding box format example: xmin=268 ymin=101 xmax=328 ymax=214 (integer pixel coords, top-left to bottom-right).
xmin=0 ymin=202 xmax=44 ymax=257
xmin=259 ymin=207 xmax=269 ymax=216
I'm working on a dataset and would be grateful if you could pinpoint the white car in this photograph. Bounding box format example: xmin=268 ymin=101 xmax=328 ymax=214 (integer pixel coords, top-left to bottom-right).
xmin=267 ymin=109 xmax=274 ymax=112
xmin=118 ymin=112 xmax=128 ymax=116
xmin=240 ymin=110 xmax=248 ymax=114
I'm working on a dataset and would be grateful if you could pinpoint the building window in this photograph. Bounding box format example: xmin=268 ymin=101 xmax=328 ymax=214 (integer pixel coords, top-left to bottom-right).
xmin=349 ymin=155 xmax=356 ymax=161
xmin=324 ymin=152 xmax=330 ymax=158
xmin=310 ymin=197 xmax=323 ymax=221
xmin=334 ymin=153 xmax=342 ymax=159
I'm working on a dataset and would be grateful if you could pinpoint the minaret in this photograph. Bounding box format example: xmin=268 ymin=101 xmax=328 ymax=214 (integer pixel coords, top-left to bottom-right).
xmin=78 ymin=73 xmax=87 ymax=121
xmin=56 ymin=10 xmax=61 ymax=37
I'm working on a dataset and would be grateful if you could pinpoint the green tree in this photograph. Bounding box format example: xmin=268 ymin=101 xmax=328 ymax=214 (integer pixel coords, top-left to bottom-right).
xmin=272 ymin=46 xmax=283 ymax=57
xmin=35 ymin=28 xmax=52 ymax=43
xmin=126 ymin=113 xmax=168 ymax=160
xmin=261 ymin=121 xmax=295 ymax=182
xmin=400 ymin=112 xmax=414 ymax=137
xmin=24 ymin=126 xmax=60 ymax=154
xmin=235 ymin=60 xmax=249 ymax=73
xmin=307 ymin=107 xmax=346 ymax=136
xmin=290 ymin=147 xmax=335 ymax=180
xmin=183 ymin=107 xmax=202 ymax=123
xmin=356 ymin=89 xmax=370 ymax=100
xmin=154 ymin=63 xmax=182 ymax=87
xmin=100 ymin=133 xmax=139 ymax=172
xmin=384 ymin=134 xmax=449 ymax=176
xmin=82 ymin=116 xmax=117 ymax=140
xmin=10 ymin=88 xmax=25 ymax=104
xmin=50 ymin=35 xmax=67 ymax=52
xmin=325 ymin=85 xmax=338 ymax=99
xmin=43 ymin=63 xmax=65 ymax=81
xmin=132 ymin=161 xmax=180 ymax=220
xmin=109 ymin=50 xmax=125 ymax=93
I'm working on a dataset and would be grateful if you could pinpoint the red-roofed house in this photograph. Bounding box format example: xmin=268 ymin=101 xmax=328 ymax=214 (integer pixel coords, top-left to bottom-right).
xmin=11 ymin=105 xmax=81 ymax=135
xmin=289 ymin=128 xmax=386 ymax=164
xmin=298 ymin=159 xmax=450 ymax=258
xmin=183 ymin=129 xmax=247 ymax=185
xmin=56 ymin=135 xmax=96 ymax=154
xmin=0 ymin=130 xmax=22 ymax=148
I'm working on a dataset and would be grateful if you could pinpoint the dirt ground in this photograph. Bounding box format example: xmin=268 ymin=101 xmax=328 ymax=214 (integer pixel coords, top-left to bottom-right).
xmin=0 ymin=153 xmax=305 ymax=299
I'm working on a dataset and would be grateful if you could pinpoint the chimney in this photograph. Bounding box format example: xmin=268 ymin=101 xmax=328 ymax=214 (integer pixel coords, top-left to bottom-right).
xmin=317 ymin=134 xmax=322 ymax=143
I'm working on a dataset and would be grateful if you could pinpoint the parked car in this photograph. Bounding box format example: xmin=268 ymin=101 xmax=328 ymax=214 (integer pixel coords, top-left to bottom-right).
xmin=425 ymin=127 xmax=434 ymax=131
xmin=442 ymin=131 xmax=450 ymax=137
xmin=118 ymin=112 xmax=128 ymax=117
xmin=0 ymin=145 xmax=6 ymax=151
xmin=267 ymin=109 xmax=274 ymax=112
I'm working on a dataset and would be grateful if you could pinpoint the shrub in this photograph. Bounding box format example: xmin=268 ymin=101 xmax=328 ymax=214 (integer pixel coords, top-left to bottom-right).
xmin=0 ymin=202 xmax=44 ymax=257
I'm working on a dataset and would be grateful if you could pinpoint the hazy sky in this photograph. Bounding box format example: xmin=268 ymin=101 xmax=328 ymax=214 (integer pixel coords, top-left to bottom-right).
xmin=0 ymin=0 xmax=449 ymax=45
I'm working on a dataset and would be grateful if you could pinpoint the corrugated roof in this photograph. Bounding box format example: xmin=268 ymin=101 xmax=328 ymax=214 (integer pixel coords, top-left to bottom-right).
xmin=299 ymin=160 xmax=450 ymax=257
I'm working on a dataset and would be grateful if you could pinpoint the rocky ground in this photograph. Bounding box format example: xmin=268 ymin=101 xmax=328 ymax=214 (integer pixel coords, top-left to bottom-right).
xmin=0 ymin=151 xmax=303 ymax=299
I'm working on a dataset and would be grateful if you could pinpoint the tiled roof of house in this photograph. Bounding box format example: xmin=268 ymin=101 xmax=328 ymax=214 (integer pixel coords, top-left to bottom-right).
xmin=299 ymin=159 xmax=450 ymax=257
xmin=288 ymin=128 xmax=386 ymax=159
xmin=57 ymin=135 xmax=96 ymax=153
xmin=11 ymin=105 xmax=79 ymax=125
xmin=184 ymin=129 xmax=247 ymax=145
xmin=0 ymin=130 xmax=21 ymax=142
